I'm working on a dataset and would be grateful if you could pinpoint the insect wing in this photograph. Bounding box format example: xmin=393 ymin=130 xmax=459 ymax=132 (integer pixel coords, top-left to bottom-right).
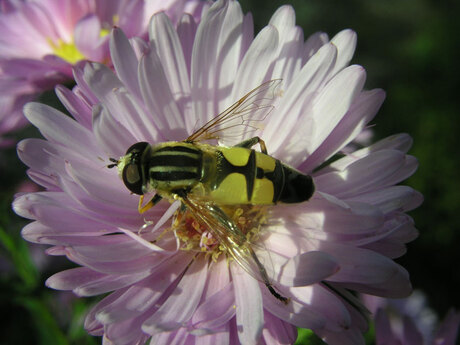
xmin=180 ymin=195 xmax=275 ymax=285
xmin=186 ymin=79 xmax=283 ymax=145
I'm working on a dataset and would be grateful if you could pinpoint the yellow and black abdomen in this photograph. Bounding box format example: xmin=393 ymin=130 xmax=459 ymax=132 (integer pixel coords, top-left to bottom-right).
xmin=205 ymin=146 xmax=314 ymax=205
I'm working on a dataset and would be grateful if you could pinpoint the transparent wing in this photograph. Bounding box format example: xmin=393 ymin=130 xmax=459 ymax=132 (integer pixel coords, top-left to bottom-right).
xmin=181 ymin=195 xmax=288 ymax=303
xmin=186 ymin=79 xmax=283 ymax=145
xmin=181 ymin=195 xmax=268 ymax=283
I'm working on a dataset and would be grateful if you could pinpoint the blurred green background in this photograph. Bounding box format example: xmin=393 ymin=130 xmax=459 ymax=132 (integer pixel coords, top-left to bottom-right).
xmin=1 ymin=0 xmax=459 ymax=344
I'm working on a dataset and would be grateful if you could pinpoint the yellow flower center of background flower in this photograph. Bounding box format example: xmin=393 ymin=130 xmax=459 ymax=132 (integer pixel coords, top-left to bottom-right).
xmin=48 ymin=29 xmax=110 ymax=65
xmin=50 ymin=39 xmax=85 ymax=64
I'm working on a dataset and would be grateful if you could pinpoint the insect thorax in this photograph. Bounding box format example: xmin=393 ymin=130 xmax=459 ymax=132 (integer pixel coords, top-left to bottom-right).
xmin=147 ymin=142 xmax=204 ymax=193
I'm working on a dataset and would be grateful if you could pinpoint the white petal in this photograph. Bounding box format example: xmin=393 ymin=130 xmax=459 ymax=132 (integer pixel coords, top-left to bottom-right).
xmin=23 ymin=103 xmax=100 ymax=158
xmin=142 ymin=257 xmax=208 ymax=333
xmin=300 ymin=88 xmax=385 ymax=172
xmin=273 ymin=250 xmax=340 ymax=287
xmin=92 ymin=104 xmax=138 ymax=157
xmin=301 ymin=65 xmax=366 ymax=159
xmin=110 ymin=28 xmax=142 ymax=101
xmin=329 ymin=29 xmax=357 ymax=76
xmin=231 ymin=264 xmax=264 ymax=345
xmin=191 ymin=0 xmax=244 ymax=125
xmin=265 ymin=42 xmax=337 ymax=156
xmin=139 ymin=48 xmax=187 ymax=139
xmin=149 ymin=12 xmax=190 ymax=104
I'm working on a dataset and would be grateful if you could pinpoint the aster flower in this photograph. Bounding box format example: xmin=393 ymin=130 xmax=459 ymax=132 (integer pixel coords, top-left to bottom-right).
xmin=364 ymin=293 xmax=460 ymax=345
xmin=0 ymin=0 xmax=207 ymax=143
xmin=13 ymin=0 xmax=422 ymax=344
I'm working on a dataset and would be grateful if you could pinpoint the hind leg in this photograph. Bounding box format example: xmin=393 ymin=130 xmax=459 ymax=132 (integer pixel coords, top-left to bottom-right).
xmin=234 ymin=136 xmax=267 ymax=154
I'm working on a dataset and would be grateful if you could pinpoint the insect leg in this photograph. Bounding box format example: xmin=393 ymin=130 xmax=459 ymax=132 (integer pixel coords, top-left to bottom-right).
xmin=205 ymin=204 xmax=289 ymax=304
xmin=138 ymin=194 xmax=163 ymax=214
xmin=234 ymin=136 xmax=268 ymax=154
xmin=248 ymin=246 xmax=290 ymax=305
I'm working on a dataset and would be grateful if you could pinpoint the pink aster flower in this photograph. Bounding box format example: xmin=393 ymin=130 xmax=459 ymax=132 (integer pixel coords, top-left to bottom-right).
xmin=364 ymin=293 xmax=460 ymax=345
xmin=0 ymin=0 xmax=207 ymax=143
xmin=13 ymin=0 xmax=422 ymax=344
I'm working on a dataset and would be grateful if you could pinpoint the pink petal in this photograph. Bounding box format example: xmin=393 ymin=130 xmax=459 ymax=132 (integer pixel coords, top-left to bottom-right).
xmin=92 ymin=103 xmax=138 ymax=157
xmin=109 ymin=27 xmax=142 ymax=101
xmin=55 ymin=84 xmax=92 ymax=129
xmin=262 ymin=311 xmax=297 ymax=345
xmin=191 ymin=0 xmax=244 ymax=126
xmin=96 ymin=253 xmax=192 ymax=324
xmin=74 ymin=14 xmax=106 ymax=62
xmin=231 ymin=264 xmax=264 ymax=345
xmin=329 ymin=29 xmax=357 ymax=76
xmin=139 ymin=47 xmax=186 ymax=139
xmin=176 ymin=13 xmax=197 ymax=76
xmin=315 ymin=150 xmax=409 ymax=198
xmin=348 ymin=186 xmax=423 ymax=214
xmin=23 ymin=102 xmax=100 ymax=157
xmin=300 ymin=88 xmax=385 ymax=172
xmin=142 ymin=257 xmax=208 ymax=334
xmin=149 ymin=12 xmax=190 ymax=106
xmin=272 ymin=250 xmax=339 ymax=287
xmin=265 ymin=42 xmax=337 ymax=156
xmin=191 ymin=283 xmax=235 ymax=331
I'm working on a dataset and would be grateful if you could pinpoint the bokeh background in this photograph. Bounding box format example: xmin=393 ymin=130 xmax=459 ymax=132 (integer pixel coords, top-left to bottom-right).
xmin=1 ymin=0 xmax=459 ymax=344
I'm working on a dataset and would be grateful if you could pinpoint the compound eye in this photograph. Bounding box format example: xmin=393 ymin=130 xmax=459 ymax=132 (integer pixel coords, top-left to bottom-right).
xmin=121 ymin=142 xmax=149 ymax=195
xmin=122 ymin=163 xmax=143 ymax=195
xmin=126 ymin=142 xmax=149 ymax=155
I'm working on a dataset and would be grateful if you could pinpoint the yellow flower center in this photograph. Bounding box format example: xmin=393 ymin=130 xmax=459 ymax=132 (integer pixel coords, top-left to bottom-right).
xmin=48 ymin=28 xmax=110 ymax=64
xmin=49 ymin=39 xmax=85 ymax=64
xmin=173 ymin=205 xmax=268 ymax=262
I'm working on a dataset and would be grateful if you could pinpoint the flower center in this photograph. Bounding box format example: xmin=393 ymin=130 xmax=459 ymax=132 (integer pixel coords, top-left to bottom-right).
xmin=49 ymin=39 xmax=85 ymax=64
xmin=173 ymin=205 xmax=268 ymax=262
xmin=48 ymin=29 xmax=110 ymax=64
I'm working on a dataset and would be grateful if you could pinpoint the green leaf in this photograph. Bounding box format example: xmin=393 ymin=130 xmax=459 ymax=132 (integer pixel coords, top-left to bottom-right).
xmin=0 ymin=225 xmax=39 ymax=290
xmin=295 ymin=328 xmax=327 ymax=345
xmin=16 ymin=296 xmax=69 ymax=345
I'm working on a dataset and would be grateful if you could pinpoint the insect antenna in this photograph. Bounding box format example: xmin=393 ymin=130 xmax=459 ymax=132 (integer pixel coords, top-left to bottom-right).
xmin=107 ymin=157 xmax=119 ymax=169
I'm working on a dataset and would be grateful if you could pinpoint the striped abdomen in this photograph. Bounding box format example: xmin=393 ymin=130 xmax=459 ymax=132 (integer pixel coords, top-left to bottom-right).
xmin=207 ymin=146 xmax=314 ymax=205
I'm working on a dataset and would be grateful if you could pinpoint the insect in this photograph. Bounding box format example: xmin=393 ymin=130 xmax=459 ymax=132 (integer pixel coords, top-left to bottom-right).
xmin=111 ymin=80 xmax=315 ymax=304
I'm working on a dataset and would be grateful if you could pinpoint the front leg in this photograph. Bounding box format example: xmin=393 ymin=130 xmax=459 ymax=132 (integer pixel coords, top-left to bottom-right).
xmin=234 ymin=136 xmax=268 ymax=154
xmin=138 ymin=194 xmax=163 ymax=213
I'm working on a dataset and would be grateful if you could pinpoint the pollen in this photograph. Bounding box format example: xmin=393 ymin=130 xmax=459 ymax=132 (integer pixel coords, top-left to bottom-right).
xmin=172 ymin=205 xmax=268 ymax=260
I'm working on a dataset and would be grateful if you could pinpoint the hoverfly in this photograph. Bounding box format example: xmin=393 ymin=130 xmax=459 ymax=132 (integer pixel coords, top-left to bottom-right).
xmin=111 ymin=80 xmax=315 ymax=304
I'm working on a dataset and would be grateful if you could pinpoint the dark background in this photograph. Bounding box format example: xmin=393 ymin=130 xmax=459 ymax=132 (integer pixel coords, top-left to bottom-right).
xmin=1 ymin=0 xmax=459 ymax=344
xmin=240 ymin=0 xmax=460 ymax=317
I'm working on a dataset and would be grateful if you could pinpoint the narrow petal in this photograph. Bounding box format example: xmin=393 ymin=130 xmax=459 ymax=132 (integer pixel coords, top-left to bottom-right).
xmin=149 ymin=12 xmax=190 ymax=104
xmin=300 ymin=88 xmax=385 ymax=172
xmin=348 ymin=186 xmax=424 ymax=214
xmin=315 ymin=150 xmax=408 ymax=198
xmin=231 ymin=264 xmax=264 ymax=345
xmin=191 ymin=283 xmax=236 ymax=331
xmin=139 ymin=47 xmax=186 ymax=139
xmin=191 ymin=0 xmax=244 ymax=125
xmin=264 ymin=42 xmax=337 ymax=154
xmin=142 ymin=257 xmax=208 ymax=334
xmin=302 ymin=65 xmax=366 ymax=157
xmin=262 ymin=311 xmax=297 ymax=345
xmin=96 ymin=253 xmax=192 ymax=324
xmin=92 ymin=104 xmax=138 ymax=157
xmin=272 ymin=250 xmax=339 ymax=287
xmin=329 ymin=29 xmax=357 ymax=76
xmin=74 ymin=14 xmax=106 ymax=62
xmin=110 ymin=27 xmax=142 ymax=101
xmin=23 ymin=102 xmax=100 ymax=157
